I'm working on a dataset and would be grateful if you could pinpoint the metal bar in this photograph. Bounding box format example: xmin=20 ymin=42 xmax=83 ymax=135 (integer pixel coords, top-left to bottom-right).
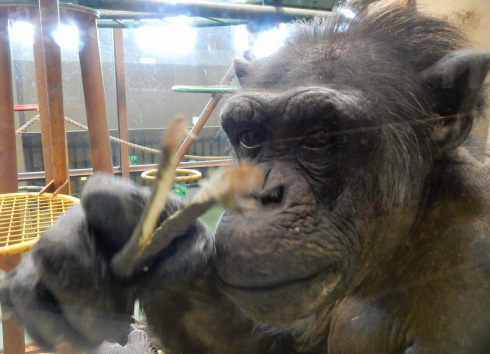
xmin=113 ymin=28 xmax=129 ymax=179
xmin=175 ymin=65 xmax=236 ymax=162
xmin=76 ymin=10 xmax=113 ymax=174
xmin=39 ymin=0 xmax=71 ymax=194
xmin=78 ymin=0 xmax=332 ymax=22
xmin=97 ymin=10 xmax=253 ymax=21
xmin=30 ymin=6 xmax=54 ymax=190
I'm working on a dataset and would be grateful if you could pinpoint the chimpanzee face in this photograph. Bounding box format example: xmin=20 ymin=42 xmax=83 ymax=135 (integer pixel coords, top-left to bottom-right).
xmin=212 ymin=8 xmax=489 ymax=326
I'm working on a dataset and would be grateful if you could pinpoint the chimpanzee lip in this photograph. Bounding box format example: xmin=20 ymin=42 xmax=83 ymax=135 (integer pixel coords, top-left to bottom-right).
xmin=213 ymin=265 xmax=338 ymax=293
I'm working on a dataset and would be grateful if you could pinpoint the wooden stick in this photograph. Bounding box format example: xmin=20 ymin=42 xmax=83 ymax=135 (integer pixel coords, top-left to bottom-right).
xmin=111 ymin=117 xmax=263 ymax=278
xmin=111 ymin=117 xmax=189 ymax=278
xmin=134 ymin=163 xmax=263 ymax=269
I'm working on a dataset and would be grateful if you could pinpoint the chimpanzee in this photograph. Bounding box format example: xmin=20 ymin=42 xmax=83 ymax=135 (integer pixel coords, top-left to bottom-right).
xmin=2 ymin=0 xmax=490 ymax=353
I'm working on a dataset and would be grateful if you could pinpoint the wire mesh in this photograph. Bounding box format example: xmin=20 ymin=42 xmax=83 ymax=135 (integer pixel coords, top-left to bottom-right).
xmin=0 ymin=193 xmax=79 ymax=256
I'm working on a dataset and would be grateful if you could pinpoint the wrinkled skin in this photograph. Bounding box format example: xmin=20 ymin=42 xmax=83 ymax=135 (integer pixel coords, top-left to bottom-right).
xmin=2 ymin=3 xmax=490 ymax=354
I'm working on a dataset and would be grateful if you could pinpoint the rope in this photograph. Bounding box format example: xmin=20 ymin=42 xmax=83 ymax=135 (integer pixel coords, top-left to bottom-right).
xmin=15 ymin=114 xmax=231 ymax=161
xmin=15 ymin=115 xmax=40 ymax=135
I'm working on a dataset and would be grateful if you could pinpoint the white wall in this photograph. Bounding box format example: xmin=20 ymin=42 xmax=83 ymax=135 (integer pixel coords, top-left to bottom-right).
xmin=418 ymin=0 xmax=490 ymax=154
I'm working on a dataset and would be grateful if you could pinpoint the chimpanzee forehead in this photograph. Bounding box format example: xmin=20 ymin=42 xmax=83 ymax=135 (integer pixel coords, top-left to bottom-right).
xmin=240 ymin=42 xmax=413 ymax=98
xmin=221 ymin=86 xmax=375 ymax=129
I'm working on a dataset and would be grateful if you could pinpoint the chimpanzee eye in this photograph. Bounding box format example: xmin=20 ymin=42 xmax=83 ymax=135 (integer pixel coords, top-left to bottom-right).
xmin=240 ymin=130 xmax=262 ymax=149
xmin=302 ymin=130 xmax=334 ymax=149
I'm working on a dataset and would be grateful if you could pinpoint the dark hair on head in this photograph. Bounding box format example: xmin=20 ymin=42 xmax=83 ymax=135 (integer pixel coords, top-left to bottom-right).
xmin=236 ymin=1 xmax=484 ymax=208
xmin=284 ymin=2 xmax=468 ymax=207
xmin=290 ymin=1 xmax=465 ymax=73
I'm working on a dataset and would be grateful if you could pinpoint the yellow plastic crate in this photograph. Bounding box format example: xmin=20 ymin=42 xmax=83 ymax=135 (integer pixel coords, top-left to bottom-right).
xmin=0 ymin=193 xmax=79 ymax=256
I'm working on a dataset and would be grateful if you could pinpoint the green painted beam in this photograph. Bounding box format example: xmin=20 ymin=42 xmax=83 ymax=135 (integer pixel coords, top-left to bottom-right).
xmin=172 ymin=85 xmax=240 ymax=94
xmin=75 ymin=0 xmax=333 ymax=22
xmin=0 ymin=0 xmax=335 ymax=28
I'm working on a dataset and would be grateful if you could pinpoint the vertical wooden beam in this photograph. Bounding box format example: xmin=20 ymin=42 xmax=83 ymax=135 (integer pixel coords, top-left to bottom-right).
xmin=30 ymin=6 xmax=54 ymax=188
xmin=77 ymin=10 xmax=113 ymax=174
xmin=38 ymin=0 xmax=70 ymax=194
xmin=0 ymin=9 xmax=25 ymax=353
xmin=113 ymin=28 xmax=129 ymax=179
xmin=0 ymin=9 xmax=18 ymax=194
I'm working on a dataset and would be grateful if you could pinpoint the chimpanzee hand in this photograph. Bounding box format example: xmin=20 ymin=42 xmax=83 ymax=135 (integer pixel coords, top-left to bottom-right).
xmin=0 ymin=172 xmax=214 ymax=351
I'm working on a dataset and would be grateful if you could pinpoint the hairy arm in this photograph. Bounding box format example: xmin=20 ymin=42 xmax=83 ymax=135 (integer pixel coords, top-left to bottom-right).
xmin=0 ymin=174 xmax=291 ymax=353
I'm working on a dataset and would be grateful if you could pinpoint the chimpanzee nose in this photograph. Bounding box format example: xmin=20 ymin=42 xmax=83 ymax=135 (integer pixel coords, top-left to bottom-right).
xmin=253 ymin=161 xmax=291 ymax=208
xmin=253 ymin=185 xmax=285 ymax=207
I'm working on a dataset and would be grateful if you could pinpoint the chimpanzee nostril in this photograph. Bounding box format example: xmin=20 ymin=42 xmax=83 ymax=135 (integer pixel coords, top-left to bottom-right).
xmin=259 ymin=186 xmax=284 ymax=206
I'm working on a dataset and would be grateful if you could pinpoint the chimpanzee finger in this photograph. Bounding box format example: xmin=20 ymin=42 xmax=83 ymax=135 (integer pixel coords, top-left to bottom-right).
xmin=81 ymin=172 xmax=151 ymax=257
xmin=1 ymin=256 xmax=98 ymax=351
xmin=30 ymin=206 xmax=135 ymax=347
xmin=138 ymin=215 xmax=215 ymax=289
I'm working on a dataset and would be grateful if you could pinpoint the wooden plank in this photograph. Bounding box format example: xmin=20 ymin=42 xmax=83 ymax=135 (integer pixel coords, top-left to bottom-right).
xmin=0 ymin=8 xmax=18 ymax=194
xmin=30 ymin=6 xmax=54 ymax=190
xmin=113 ymin=28 xmax=130 ymax=179
xmin=38 ymin=0 xmax=70 ymax=194
xmin=77 ymin=11 xmax=113 ymax=174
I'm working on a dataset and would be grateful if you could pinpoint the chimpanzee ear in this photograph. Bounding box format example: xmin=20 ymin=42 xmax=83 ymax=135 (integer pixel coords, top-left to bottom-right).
xmin=233 ymin=57 xmax=251 ymax=86
xmin=420 ymin=49 xmax=490 ymax=151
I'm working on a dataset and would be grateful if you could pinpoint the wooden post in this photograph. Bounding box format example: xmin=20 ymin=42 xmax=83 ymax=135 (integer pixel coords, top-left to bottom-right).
xmin=30 ymin=6 xmax=54 ymax=189
xmin=0 ymin=9 xmax=18 ymax=194
xmin=0 ymin=8 xmax=25 ymax=354
xmin=113 ymin=28 xmax=130 ymax=179
xmin=76 ymin=10 xmax=113 ymax=174
xmin=38 ymin=0 xmax=70 ymax=194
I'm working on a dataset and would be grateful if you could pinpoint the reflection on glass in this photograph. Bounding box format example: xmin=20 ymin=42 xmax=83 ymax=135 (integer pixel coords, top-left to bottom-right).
xmin=339 ymin=8 xmax=356 ymax=19
xmin=233 ymin=24 xmax=289 ymax=59
xmin=10 ymin=21 xmax=34 ymax=47
xmin=10 ymin=21 xmax=80 ymax=51
xmin=53 ymin=23 xmax=80 ymax=51
xmin=233 ymin=25 xmax=249 ymax=55
xmin=135 ymin=22 xmax=197 ymax=56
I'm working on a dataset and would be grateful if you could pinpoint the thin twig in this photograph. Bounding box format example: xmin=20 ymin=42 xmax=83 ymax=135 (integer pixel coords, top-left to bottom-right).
xmin=111 ymin=117 xmax=189 ymax=278
xmin=111 ymin=118 xmax=263 ymax=279
xmin=134 ymin=164 xmax=263 ymax=269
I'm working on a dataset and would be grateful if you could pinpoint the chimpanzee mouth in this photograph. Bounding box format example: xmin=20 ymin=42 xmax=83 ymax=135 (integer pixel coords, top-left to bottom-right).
xmin=213 ymin=267 xmax=342 ymax=325
xmin=213 ymin=265 xmax=340 ymax=294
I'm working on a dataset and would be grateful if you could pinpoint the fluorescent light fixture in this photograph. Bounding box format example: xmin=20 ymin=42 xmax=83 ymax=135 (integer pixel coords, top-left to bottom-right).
xmin=233 ymin=24 xmax=289 ymax=59
xmin=139 ymin=57 xmax=157 ymax=64
xmin=251 ymin=24 xmax=289 ymax=59
xmin=10 ymin=21 xmax=34 ymax=47
xmin=53 ymin=24 xmax=80 ymax=51
xmin=233 ymin=25 xmax=250 ymax=56
xmin=340 ymin=8 xmax=356 ymax=19
xmin=135 ymin=22 xmax=196 ymax=56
